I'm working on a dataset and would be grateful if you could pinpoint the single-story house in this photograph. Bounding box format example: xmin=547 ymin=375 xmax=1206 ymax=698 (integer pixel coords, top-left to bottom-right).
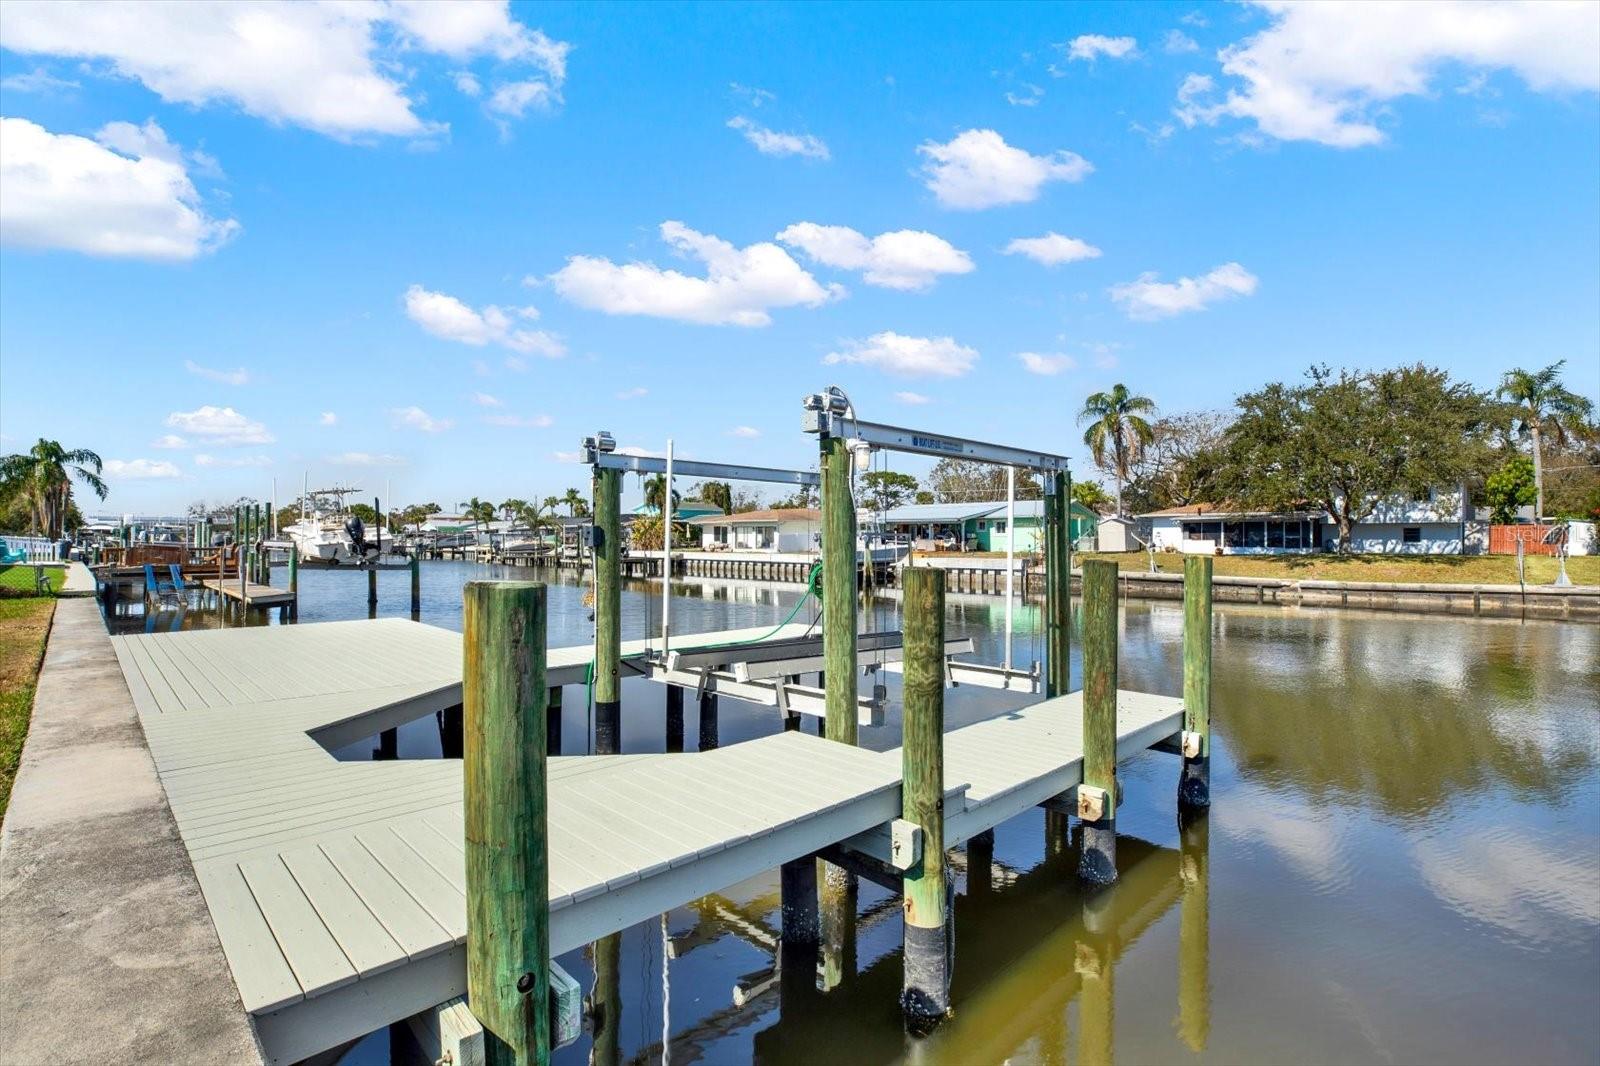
xmin=631 ymin=498 xmax=726 ymax=521
xmin=876 ymin=500 xmax=1098 ymax=552
xmin=689 ymin=508 xmax=821 ymax=552
xmin=1141 ymin=486 xmax=1475 ymax=555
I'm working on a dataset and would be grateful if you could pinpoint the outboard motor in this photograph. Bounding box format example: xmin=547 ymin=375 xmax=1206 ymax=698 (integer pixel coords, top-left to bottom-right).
xmin=345 ymin=515 xmax=369 ymax=558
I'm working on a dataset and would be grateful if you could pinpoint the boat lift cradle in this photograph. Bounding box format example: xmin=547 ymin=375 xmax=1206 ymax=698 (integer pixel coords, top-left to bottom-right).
xmin=582 ymin=432 xmax=1036 ymax=728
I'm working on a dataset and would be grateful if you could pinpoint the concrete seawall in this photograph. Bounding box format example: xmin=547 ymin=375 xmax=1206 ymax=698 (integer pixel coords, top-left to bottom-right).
xmin=905 ymin=559 xmax=1599 ymax=620
xmin=0 ymin=598 xmax=263 ymax=1065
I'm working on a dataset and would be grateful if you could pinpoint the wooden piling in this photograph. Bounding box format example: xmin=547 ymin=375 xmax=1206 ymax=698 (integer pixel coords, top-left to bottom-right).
xmin=819 ymin=434 xmax=857 ymax=745
xmin=697 ymin=690 xmax=719 ymax=751
xmin=1045 ymin=472 xmax=1071 ymax=698
xmin=592 ymin=467 xmax=622 ymax=755
xmin=546 ymin=686 xmax=563 ymax=755
xmin=462 ymin=580 xmax=550 ymax=1066
xmin=367 ymin=566 xmax=379 ymax=610
xmin=1179 ymin=556 xmax=1212 ymax=811
xmin=287 ymin=544 xmax=299 ymax=622
xmin=1079 ymin=559 xmax=1118 ymax=885
xmin=900 ymin=567 xmax=949 ymax=1029
xmin=410 ymin=551 xmax=422 ymax=618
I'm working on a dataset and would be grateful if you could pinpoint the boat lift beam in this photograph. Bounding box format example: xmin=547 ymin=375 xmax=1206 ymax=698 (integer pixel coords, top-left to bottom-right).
xmin=801 ymin=400 xmax=1071 ymax=475
xmin=584 ymin=439 xmax=818 ymax=487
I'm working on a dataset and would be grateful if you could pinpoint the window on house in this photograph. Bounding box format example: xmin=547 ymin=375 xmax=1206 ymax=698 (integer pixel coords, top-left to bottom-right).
xmin=1224 ymin=521 xmax=1244 ymax=547
xmin=1267 ymin=521 xmax=1286 ymax=548
xmin=1284 ymin=521 xmax=1302 ymax=549
xmin=1403 ymin=526 xmax=1422 ymax=544
xmin=1244 ymin=521 xmax=1265 ymax=548
xmin=976 ymin=520 xmax=986 ymax=530
xmin=993 ymin=520 xmax=1006 ymax=533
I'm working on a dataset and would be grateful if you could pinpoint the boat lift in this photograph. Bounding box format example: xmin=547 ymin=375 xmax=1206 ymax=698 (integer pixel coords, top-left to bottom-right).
xmin=802 ymin=385 xmax=1074 ymax=720
xmin=582 ymin=426 xmax=1029 ymax=730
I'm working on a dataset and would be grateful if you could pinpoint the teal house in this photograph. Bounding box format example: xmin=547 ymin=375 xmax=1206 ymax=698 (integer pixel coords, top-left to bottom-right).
xmin=877 ymin=500 xmax=1098 ymax=552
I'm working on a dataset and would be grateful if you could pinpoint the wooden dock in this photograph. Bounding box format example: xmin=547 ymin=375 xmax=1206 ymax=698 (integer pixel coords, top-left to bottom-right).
xmin=109 ymin=617 xmax=1182 ymax=1064
xmin=198 ymin=576 xmax=296 ymax=608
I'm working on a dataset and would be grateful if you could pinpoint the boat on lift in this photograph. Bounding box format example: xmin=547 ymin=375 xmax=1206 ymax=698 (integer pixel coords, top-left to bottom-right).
xmin=270 ymin=486 xmax=391 ymax=565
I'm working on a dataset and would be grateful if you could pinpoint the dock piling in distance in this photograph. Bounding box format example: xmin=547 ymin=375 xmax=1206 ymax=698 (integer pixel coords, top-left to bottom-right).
xmin=462 ymin=580 xmax=551 ymax=1066
xmin=900 ymin=567 xmax=950 ymax=1030
xmin=288 ymin=544 xmax=299 ymax=622
xmin=1079 ymin=559 xmax=1119 ymax=885
xmin=1045 ymin=471 xmax=1072 ymax=698
xmin=664 ymin=685 xmax=683 ymax=752
xmin=1179 ymin=555 xmax=1212 ymax=810
xmin=410 ymin=551 xmax=421 ymax=619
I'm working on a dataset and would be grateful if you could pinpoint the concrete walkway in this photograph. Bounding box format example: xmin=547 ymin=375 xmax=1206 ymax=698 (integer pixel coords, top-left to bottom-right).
xmin=60 ymin=560 xmax=96 ymax=596
xmin=0 ymin=598 xmax=262 ymax=1065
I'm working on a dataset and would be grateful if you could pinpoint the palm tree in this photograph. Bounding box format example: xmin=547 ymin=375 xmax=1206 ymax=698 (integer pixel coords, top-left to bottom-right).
xmin=542 ymin=495 xmax=561 ymax=515
xmin=499 ymin=498 xmax=527 ymax=523
xmin=1077 ymin=385 xmax=1157 ymax=517
xmin=0 ymin=438 xmax=107 ymax=538
xmin=642 ymin=475 xmax=681 ymax=517
xmin=1498 ymin=361 xmax=1595 ymax=520
xmin=561 ymin=488 xmax=586 ymax=516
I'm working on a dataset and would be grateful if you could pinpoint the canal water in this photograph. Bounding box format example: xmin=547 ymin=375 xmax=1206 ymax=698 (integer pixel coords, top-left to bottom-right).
xmin=106 ymin=561 xmax=1600 ymax=1064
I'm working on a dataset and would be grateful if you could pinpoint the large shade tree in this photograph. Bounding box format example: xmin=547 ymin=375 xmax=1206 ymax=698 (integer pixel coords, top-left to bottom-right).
xmin=1077 ymin=384 xmax=1157 ymax=516
xmin=1214 ymin=365 xmax=1499 ymax=553
xmin=0 ymin=438 xmax=107 ymax=539
xmin=1497 ymin=360 xmax=1594 ymax=520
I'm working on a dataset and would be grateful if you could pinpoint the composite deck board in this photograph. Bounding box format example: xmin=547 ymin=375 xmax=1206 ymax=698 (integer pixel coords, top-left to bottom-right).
xmin=108 ymin=616 xmax=1182 ymax=1065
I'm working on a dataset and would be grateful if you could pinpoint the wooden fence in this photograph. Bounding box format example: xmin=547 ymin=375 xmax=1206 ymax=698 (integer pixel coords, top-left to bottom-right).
xmin=1488 ymin=524 xmax=1559 ymax=556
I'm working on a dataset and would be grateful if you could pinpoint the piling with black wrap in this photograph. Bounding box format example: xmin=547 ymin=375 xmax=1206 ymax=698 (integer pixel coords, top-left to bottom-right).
xmin=900 ymin=567 xmax=950 ymax=1030
xmin=1179 ymin=555 xmax=1212 ymax=810
xmin=1078 ymin=559 xmax=1119 ymax=885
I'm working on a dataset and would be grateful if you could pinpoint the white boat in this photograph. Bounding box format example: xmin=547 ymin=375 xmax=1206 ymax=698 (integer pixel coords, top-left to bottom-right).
xmin=276 ymin=486 xmax=391 ymax=565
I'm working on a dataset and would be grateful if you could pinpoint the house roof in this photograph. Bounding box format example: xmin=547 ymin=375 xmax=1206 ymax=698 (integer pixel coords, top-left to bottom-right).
xmin=689 ymin=508 xmax=820 ymax=525
xmin=1140 ymin=503 xmax=1323 ymax=519
xmin=881 ymin=499 xmax=1100 ymax=524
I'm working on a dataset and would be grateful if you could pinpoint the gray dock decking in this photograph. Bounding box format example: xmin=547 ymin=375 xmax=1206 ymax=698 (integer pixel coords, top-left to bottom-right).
xmin=110 ymin=618 xmax=1181 ymax=1064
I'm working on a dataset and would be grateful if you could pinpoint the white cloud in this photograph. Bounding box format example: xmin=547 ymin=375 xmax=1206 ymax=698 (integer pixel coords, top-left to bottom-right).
xmin=104 ymin=458 xmax=181 ymax=479
xmin=728 ymin=425 xmax=761 ymax=438
xmin=1004 ymin=232 xmax=1103 ymax=267
xmin=454 ymin=71 xmax=482 ymax=97
xmin=319 ymin=411 xmax=338 ymax=426
xmin=1181 ymin=11 xmax=1209 ymax=28
xmin=1018 ymin=352 xmax=1077 ymax=375
xmin=730 ymin=82 xmax=776 ymax=107
xmin=1110 ymin=262 xmax=1258 ymax=320
xmin=726 ymin=116 xmax=829 ymax=160
xmin=918 ymin=129 xmax=1092 ymax=210
xmin=325 ymin=451 xmax=404 ymax=467
xmin=1005 ymin=84 xmax=1045 ymax=107
xmin=1065 ymin=35 xmax=1139 ymax=61
xmin=617 ymin=387 xmax=648 ymax=400
xmin=894 ymin=391 xmax=931 ymax=405
xmin=194 ymin=453 xmax=271 ymax=468
xmin=1176 ymin=0 xmax=1600 ymax=148
xmin=549 ymin=221 xmax=841 ymax=327
xmin=776 ymin=223 xmax=974 ymax=291
xmin=488 ymin=79 xmax=555 ymax=119
xmin=726 ymin=116 xmax=830 ymax=160
xmin=1163 ymin=30 xmax=1200 ymax=55
xmin=391 ymin=405 xmax=453 ymax=433
xmin=0 ymin=67 xmax=80 ymax=93
xmin=151 ymin=434 xmax=188 ymax=450
xmin=472 ymin=392 xmax=502 ymax=407
xmin=823 ymin=332 xmax=978 ymax=378
xmin=482 ymin=413 xmax=553 ymax=428
xmin=0 ymin=0 xmax=570 ymax=140
xmin=165 ymin=405 xmax=273 ymax=445
xmin=0 ymin=117 xmax=238 ymax=261
xmin=404 ymin=285 xmax=565 ymax=357
xmin=184 ymin=359 xmax=250 ymax=385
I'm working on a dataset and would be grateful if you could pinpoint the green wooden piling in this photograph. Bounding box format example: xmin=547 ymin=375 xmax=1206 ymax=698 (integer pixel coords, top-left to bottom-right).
xmin=592 ymin=467 xmax=622 ymax=754
xmin=1079 ymin=558 xmax=1119 ymax=884
xmin=463 ymin=580 xmax=550 ymax=1066
xmin=410 ymin=551 xmax=422 ymax=618
xmin=819 ymin=434 xmax=857 ymax=746
xmin=287 ymin=544 xmax=299 ymax=622
xmin=900 ymin=567 xmax=949 ymax=1029
xmin=368 ymin=566 xmax=379 ymax=610
xmin=1044 ymin=472 xmax=1072 ymax=698
xmin=1179 ymin=555 xmax=1212 ymax=810
xmin=1178 ymin=812 xmax=1211 ymax=1052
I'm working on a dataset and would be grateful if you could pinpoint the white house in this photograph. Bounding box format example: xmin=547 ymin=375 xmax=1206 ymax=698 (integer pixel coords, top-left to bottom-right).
xmin=1142 ymin=486 xmax=1476 ymax=555
xmin=690 ymin=508 xmax=821 ymax=552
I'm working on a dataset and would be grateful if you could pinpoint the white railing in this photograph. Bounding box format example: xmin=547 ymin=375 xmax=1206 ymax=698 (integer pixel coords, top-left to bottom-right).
xmin=1 ymin=535 xmax=62 ymax=562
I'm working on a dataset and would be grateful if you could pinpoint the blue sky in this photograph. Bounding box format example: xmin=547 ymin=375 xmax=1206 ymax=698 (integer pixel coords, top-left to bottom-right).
xmin=2 ymin=0 xmax=1597 ymax=515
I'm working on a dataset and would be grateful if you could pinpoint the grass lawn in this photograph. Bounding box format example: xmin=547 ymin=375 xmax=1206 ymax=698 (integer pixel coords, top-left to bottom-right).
xmin=0 ymin=564 xmax=65 ymax=598
xmin=0 ymin=598 xmax=55 ymax=824
xmin=1070 ymin=552 xmax=1600 ymax=586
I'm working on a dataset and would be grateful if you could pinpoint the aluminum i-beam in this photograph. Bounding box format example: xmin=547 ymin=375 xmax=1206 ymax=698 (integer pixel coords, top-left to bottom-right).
xmin=589 ymin=451 xmax=819 ymax=486
xmin=801 ymin=408 xmax=1070 ymax=474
